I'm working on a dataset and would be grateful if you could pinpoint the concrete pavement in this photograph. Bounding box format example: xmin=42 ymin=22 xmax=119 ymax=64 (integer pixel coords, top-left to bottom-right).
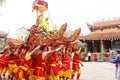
xmin=79 ymin=62 xmax=115 ymax=80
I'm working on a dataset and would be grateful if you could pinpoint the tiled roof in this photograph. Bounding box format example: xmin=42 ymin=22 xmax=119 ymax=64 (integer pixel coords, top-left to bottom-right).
xmin=87 ymin=20 xmax=120 ymax=29
xmin=93 ymin=20 xmax=120 ymax=27
xmin=79 ymin=28 xmax=120 ymax=40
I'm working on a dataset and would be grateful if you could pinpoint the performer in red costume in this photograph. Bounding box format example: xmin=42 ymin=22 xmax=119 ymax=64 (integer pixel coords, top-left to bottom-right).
xmin=0 ymin=48 xmax=9 ymax=79
xmin=61 ymin=46 xmax=72 ymax=80
xmin=71 ymin=48 xmax=83 ymax=80
xmin=16 ymin=45 xmax=40 ymax=80
xmin=45 ymin=45 xmax=63 ymax=80
xmin=32 ymin=45 xmax=47 ymax=80
xmin=7 ymin=47 xmax=19 ymax=80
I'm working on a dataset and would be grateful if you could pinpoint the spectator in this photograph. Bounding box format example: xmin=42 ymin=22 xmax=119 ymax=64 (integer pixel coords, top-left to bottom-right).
xmin=93 ymin=52 xmax=98 ymax=61
xmin=87 ymin=51 xmax=91 ymax=61
xmin=109 ymin=50 xmax=120 ymax=80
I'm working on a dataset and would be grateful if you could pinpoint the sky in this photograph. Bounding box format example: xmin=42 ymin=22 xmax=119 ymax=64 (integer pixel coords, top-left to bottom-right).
xmin=0 ymin=0 xmax=120 ymax=36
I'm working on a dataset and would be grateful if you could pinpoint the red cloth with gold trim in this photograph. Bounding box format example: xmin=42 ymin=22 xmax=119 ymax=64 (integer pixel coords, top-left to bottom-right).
xmin=33 ymin=50 xmax=46 ymax=78
xmin=72 ymin=53 xmax=81 ymax=70
xmin=62 ymin=53 xmax=71 ymax=71
xmin=0 ymin=54 xmax=7 ymax=70
xmin=46 ymin=52 xmax=61 ymax=76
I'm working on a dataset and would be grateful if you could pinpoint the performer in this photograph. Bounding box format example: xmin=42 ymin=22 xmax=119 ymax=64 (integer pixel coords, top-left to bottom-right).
xmin=7 ymin=47 xmax=19 ymax=80
xmin=61 ymin=46 xmax=72 ymax=80
xmin=32 ymin=45 xmax=47 ymax=80
xmin=71 ymin=48 xmax=83 ymax=80
xmin=16 ymin=45 xmax=40 ymax=80
xmin=45 ymin=45 xmax=63 ymax=80
xmin=0 ymin=47 xmax=9 ymax=79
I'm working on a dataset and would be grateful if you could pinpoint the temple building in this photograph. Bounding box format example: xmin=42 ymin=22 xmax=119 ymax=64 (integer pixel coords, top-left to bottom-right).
xmin=79 ymin=19 xmax=120 ymax=54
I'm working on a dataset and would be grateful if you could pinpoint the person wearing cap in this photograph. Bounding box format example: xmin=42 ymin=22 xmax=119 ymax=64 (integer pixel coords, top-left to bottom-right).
xmin=109 ymin=50 xmax=120 ymax=80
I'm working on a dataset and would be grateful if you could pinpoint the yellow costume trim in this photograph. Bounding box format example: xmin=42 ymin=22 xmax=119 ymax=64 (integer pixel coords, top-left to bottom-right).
xmin=73 ymin=62 xmax=79 ymax=64
xmin=58 ymin=70 xmax=64 ymax=77
xmin=19 ymin=71 xmax=23 ymax=80
xmin=46 ymin=69 xmax=60 ymax=80
xmin=34 ymin=76 xmax=45 ymax=80
xmin=0 ymin=68 xmax=3 ymax=74
xmin=2 ymin=67 xmax=7 ymax=75
xmin=63 ymin=68 xmax=73 ymax=77
xmin=50 ymin=63 xmax=57 ymax=67
xmin=36 ymin=67 xmax=44 ymax=71
xmin=19 ymin=66 xmax=29 ymax=71
xmin=72 ymin=66 xmax=81 ymax=74
xmin=8 ymin=63 xmax=18 ymax=76
xmin=29 ymin=68 xmax=35 ymax=80
xmin=50 ymin=69 xmax=60 ymax=80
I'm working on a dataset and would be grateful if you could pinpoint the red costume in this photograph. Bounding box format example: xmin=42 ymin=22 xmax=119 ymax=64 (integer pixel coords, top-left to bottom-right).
xmin=32 ymin=50 xmax=46 ymax=80
xmin=6 ymin=48 xmax=19 ymax=79
xmin=0 ymin=54 xmax=8 ymax=75
xmin=0 ymin=48 xmax=9 ymax=79
xmin=62 ymin=53 xmax=72 ymax=79
xmin=46 ymin=52 xmax=61 ymax=80
xmin=71 ymin=53 xmax=82 ymax=80
xmin=16 ymin=52 xmax=32 ymax=80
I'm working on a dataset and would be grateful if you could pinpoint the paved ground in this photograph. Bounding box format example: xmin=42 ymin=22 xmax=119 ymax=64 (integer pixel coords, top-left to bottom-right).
xmin=75 ymin=62 xmax=115 ymax=80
